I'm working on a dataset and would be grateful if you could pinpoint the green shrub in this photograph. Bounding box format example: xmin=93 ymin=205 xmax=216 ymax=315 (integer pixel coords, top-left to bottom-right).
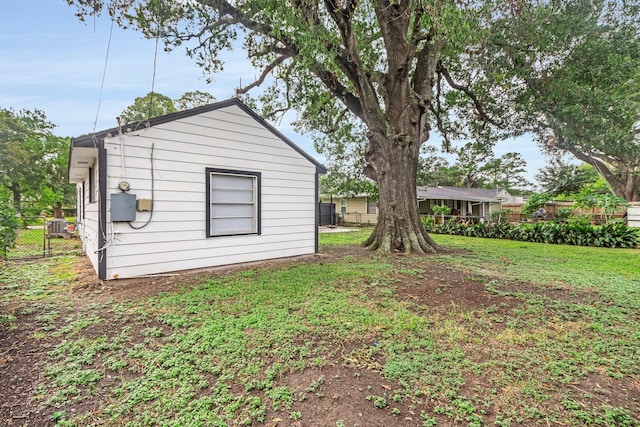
xmin=522 ymin=193 xmax=551 ymax=217
xmin=490 ymin=209 xmax=513 ymax=224
xmin=432 ymin=205 xmax=451 ymax=216
xmin=556 ymin=207 xmax=573 ymax=221
xmin=424 ymin=220 xmax=639 ymax=249
xmin=0 ymin=201 xmax=20 ymax=259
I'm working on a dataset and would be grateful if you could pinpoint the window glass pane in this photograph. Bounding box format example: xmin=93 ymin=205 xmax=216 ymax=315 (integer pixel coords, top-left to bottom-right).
xmin=212 ymin=188 xmax=254 ymax=203
xmin=211 ymin=174 xmax=254 ymax=190
xmin=211 ymin=217 xmax=254 ymax=234
xmin=212 ymin=204 xmax=254 ymax=218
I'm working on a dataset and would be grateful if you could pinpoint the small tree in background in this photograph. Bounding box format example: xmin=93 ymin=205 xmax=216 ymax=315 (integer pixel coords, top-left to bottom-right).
xmin=574 ymin=190 xmax=629 ymax=224
xmin=174 ymin=91 xmax=216 ymax=110
xmin=119 ymin=92 xmax=177 ymax=124
xmin=1 ymin=108 xmax=74 ymax=215
xmin=432 ymin=205 xmax=452 ymax=224
xmin=320 ymin=169 xmax=378 ymax=200
xmin=536 ymin=159 xmax=600 ymax=197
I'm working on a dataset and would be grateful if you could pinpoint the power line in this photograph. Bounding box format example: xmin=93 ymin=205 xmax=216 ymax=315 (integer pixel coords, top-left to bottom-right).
xmin=146 ymin=1 xmax=162 ymax=122
xmin=92 ymin=19 xmax=114 ymax=136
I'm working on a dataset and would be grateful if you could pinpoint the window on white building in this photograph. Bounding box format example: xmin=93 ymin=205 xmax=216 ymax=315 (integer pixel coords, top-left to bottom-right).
xmin=206 ymin=168 xmax=261 ymax=237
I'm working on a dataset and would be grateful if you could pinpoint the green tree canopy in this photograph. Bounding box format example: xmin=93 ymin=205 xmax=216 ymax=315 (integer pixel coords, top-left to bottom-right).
xmin=536 ymin=159 xmax=600 ymax=197
xmin=0 ymin=108 xmax=74 ymax=214
xmin=174 ymin=90 xmax=216 ymax=110
xmin=418 ymin=143 xmax=531 ymax=192
xmin=416 ymin=145 xmax=458 ymax=187
xmin=481 ymin=152 xmax=531 ymax=191
xmin=119 ymin=92 xmax=177 ymax=124
xmin=320 ymin=169 xmax=378 ymax=200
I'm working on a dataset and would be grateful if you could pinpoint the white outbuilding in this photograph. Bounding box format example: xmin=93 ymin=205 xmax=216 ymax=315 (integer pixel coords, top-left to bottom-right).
xmin=68 ymin=98 xmax=326 ymax=280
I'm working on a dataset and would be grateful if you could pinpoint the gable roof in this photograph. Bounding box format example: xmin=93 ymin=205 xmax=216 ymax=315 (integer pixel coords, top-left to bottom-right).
xmin=417 ymin=186 xmax=511 ymax=203
xmin=70 ymin=98 xmax=326 ymax=174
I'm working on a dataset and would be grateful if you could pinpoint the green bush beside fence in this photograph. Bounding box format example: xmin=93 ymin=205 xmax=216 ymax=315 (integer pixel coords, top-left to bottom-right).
xmin=0 ymin=201 xmax=20 ymax=259
xmin=424 ymin=218 xmax=639 ymax=248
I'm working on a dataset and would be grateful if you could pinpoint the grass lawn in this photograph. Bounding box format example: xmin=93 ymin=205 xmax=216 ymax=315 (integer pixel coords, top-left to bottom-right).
xmin=0 ymin=229 xmax=638 ymax=426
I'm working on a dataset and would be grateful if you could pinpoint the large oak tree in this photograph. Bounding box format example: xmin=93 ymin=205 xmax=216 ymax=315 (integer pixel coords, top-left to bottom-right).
xmin=67 ymin=0 xmax=513 ymax=253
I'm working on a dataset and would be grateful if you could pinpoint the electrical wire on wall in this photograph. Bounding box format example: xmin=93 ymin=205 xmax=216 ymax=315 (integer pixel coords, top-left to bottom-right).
xmin=128 ymin=143 xmax=155 ymax=230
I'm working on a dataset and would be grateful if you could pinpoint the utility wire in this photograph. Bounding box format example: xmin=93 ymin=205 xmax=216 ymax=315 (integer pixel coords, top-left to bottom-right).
xmin=92 ymin=19 xmax=114 ymax=136
xmin=146 ymin=1 xmax=162 ymax=122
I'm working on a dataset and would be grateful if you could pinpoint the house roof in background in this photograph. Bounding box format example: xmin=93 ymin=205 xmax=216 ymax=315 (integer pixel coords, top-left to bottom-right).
xmin=417 ymin=186 xmax=511 ymax=203
xmin=323 ymin=187 xmax=512 ymax=203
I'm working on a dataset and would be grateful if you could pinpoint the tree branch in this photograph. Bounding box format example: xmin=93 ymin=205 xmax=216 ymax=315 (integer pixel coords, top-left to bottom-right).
xmin=323 ymin=0 xmax=385 ymax=129
xmin=235 ymin=55 xmax=291 ymax=95
xmin=313 ymin=69 xmax=364 ymax=120
xmin=555 ymin=134 xmax=624 ymax=190
xmin=428 ymin=72 xmax=453 ymax=152
xmin=437 ymin=62 xmax=503 ymax=128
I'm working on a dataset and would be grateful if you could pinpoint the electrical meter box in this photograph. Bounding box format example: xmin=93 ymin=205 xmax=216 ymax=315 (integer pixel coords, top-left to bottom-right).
xmin=111 ymin=193 xmax=136 ymax=222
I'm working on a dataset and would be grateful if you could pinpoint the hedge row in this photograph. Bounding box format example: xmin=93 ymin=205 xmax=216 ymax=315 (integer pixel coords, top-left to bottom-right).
xmin=423 ymin=220 xmax=639 ymax=249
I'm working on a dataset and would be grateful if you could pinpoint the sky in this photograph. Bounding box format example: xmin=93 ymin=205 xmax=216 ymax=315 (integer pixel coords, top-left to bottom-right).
xmin=1 ymin=0 xmax=546 ymax=186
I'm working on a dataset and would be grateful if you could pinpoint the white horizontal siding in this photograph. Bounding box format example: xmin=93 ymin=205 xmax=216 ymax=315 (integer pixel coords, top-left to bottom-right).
xmin=104 ymin=220 xmax=315 ymax=245
xmin=108 ymin=230 xmax=314 ymax=258
xmin=102 ymin=104 xmax=319 ymax=279
xmin=103 ymin=187 xmax=315 ymax=205
xmin=109 ymin=244 xmax=314 ymax=279
xmin=77 ymin=166 xmax=101 ymax=274
xmin=80 ymin=201 xmax=100 ymax=256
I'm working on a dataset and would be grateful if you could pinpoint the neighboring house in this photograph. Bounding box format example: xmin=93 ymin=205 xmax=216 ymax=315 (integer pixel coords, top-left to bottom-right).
xmin=320 ymin=194 xmax=379 ymax=225
xmin=322 ymin=186 xmax=513 ymax=225
xmin=417 ymin=186 xmax=514 ymax=219
xmin=69 ymin=98 xmax=326 ymax=280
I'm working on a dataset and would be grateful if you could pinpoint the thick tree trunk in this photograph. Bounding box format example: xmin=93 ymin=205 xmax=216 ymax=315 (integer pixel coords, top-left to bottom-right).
xmin=590 ymin=164 xmax=640 ymax=202
xmin=362 ymin=134 xmax=441 ymax=253
xmin=10 ymin=182 xmax=20 ymax=211
xmin=620 ymin=173 xmax=639 ymax=202
xmin=590 ymin=166 xmax=639 ymax=202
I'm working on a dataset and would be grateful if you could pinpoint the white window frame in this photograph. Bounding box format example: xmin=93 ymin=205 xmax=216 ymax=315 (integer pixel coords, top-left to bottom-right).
xmin=206 ymin=168 xmax=261 ymax=237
